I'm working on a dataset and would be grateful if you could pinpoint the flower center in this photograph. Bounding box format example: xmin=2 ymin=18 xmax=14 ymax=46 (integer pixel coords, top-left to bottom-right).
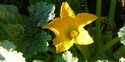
xmin=70 ymin=30 xmax=78 ymax=39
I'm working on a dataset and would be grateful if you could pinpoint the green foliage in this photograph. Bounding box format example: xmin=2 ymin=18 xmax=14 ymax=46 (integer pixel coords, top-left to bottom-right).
xmin=0 ymin=0 xmax=125 ymax=62
xmin=0 ymin=1 xmax=54 ymax=61
xmin=0 ymin=4 xmax=23 ymax=25
xmin=5 ymin=24 xmax=24 ymax=39
xmin=21 ymin=2 xmax=54 ymax=58
xmin=54 ymin=56 xmax=65 ymax=62
xmin=0 ymin=4 xmax=25 ymax=41
xmin=23 ymin=31 xmax=51 ymax=58
xmin=25 ymin=2 xmax=55 ymax=34
xmin=113 ymin=26 xmax=125 ymax=59
xmin=28 ymin=2 xmax=55 ymax=27
xmin=113 ymin=45 xmax=125 ymax=60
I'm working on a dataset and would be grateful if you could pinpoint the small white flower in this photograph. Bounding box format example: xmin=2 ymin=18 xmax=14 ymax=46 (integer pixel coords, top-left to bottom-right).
xmin=119 ymin=57 xmax=125 ymax=62
xmin=0 ymin=47 xmax=26 ymax=62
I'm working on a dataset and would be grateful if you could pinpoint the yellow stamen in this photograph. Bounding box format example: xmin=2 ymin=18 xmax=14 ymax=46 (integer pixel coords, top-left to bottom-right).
xmin=70 ymin=30 xmax=79 ymax=39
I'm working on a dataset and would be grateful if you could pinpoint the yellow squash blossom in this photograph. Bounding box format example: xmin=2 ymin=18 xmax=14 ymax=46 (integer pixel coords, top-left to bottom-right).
xmin=43 ymin=2 xmax=97 ymax=53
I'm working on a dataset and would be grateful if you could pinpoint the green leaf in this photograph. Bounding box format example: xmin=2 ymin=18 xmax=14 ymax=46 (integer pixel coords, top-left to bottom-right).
xmin=25 ymin=2 xmax=55 ymax=34
xmin=0 ymin=23 xmax=24 ymax=41
xmin=5 ymin=24 xmax=25 ymax=39
xmin=23 ymin=31 xmax=51 ymax=58
xmin=118 ymin=26 xmax=125 ymax=45
xmin=113 ymin=45 xmax=125 ymax=60
xmin=0 ymin=4 xmax=24 ymax=25
xmin=54 ymin=56 xmax=65 ymax=62
xmin=0 ymin=22 xmax=9 ymax=41
xmin=34 ymin=31 xmax=51 ymax=52
xmin=0 ymin=4 xmax=25 ymax=41
xmin=62 ymin=51 xmax=78 ymax=62
xmin=0 ymin=4 xmax=18 ymax=13
xmin=28 ymin=2 xmax=55 ymax=27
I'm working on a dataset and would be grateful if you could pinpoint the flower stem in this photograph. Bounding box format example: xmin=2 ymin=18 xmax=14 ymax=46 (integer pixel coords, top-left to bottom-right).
xmin=108 ymin=0 xmax=116 ymax=26
xmin=76 ymin=45 xmax=90 ymax=61
xmin=95 ymin=37 xmax=120 ymax=56
xmin=95 ymin=0 xmax=102 ymax=47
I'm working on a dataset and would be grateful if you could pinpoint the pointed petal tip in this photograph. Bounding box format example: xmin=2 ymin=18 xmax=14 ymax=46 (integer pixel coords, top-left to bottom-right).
xmin=60 ymin=1 xmax=76 ymax=18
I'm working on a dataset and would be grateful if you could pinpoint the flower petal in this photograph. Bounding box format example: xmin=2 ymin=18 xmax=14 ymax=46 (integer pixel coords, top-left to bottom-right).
xmin=74 ymin=28 xmax=94 ymax=45
xmin=43 ymin=18 xmax=68 ymax=36
xmin=60 ymin=2 xmax=76 ymax=19
xmin=75 ymin=13 xmax=97 ymax=27
xmin=53 ymin=36 xmax=73 ymax=53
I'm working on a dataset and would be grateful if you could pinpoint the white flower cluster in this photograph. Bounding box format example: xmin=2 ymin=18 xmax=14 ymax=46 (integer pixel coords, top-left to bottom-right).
xmin=0 ymin=47 xmax=26 ymax=62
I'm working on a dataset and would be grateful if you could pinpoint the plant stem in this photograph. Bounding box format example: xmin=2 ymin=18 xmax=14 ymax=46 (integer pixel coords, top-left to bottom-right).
xmin=113 ymin=45 xmax=125 ymax=58
xmin=108 ymin=0 xmax=116 ymax=26
xmin=76 ymin=45 xmax=90 ymax=61
xmin=95 ymin=0 xmax=102 ymax=46
xmin=95 ymin=37 xmax=120 ymax=56
xmin=106 ymin=0 xmax=117 ymax=41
